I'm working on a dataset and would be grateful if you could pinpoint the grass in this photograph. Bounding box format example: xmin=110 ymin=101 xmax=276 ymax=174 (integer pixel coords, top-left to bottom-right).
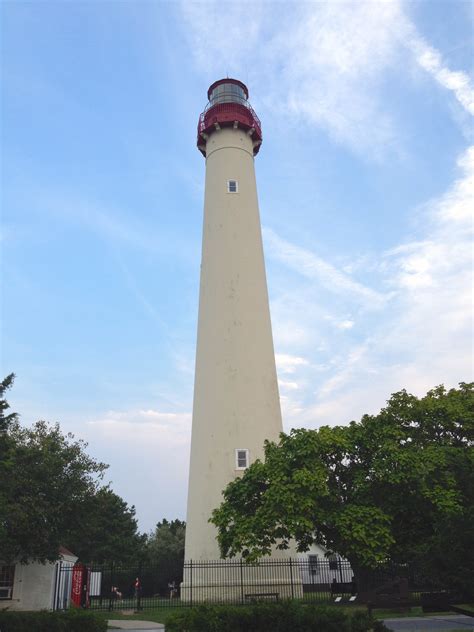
xmin=95 ymin=604 xmax=474 ymax=626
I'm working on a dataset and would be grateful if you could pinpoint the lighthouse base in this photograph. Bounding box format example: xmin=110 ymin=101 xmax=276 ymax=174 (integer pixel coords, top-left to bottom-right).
xmin=180 ymin=560 xmax=303 ymax=604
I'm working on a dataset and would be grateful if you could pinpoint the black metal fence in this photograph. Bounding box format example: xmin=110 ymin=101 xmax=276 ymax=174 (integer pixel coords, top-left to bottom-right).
xmin=52 ymin=558 xmax=453 ymax=612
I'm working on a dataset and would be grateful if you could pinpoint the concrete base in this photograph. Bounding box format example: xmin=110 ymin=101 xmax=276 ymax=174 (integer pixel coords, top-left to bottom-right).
xmin=180 ymin=563 xmax=303 ymax=603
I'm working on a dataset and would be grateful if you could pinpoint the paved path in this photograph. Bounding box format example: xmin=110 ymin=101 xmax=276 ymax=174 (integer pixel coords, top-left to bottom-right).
xmin=107 ymin=621 xmax=164 ymax=630
xmin=383 ymin=615 xmax=474 ymax=631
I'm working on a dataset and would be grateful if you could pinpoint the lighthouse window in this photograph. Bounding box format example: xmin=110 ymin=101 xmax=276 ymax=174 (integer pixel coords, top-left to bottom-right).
xmin=210 ymin=83 xmax=246 ymax=105
xmin=235 ymin=449 xmax=249 ymax=470
xmin=227 ymin=180 xmax=238 ymax=193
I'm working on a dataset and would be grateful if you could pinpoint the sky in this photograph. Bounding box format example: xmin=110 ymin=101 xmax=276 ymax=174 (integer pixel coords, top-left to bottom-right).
xmin=1 ymin=0 xmax=473 ymax=534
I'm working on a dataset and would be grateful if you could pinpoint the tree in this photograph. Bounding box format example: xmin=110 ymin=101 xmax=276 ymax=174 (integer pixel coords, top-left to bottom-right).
xmin=211 ymin=383 xmax=474 ymax=596
xmin=143 ymin=519 xmax=185 ymax=591
xmin=0 ymin=374 xmax=20 ymax=555
xmin=146 ymin=518 xmax=185 ymax=565
xmin=0 ymin=375 xmax=143 ymax=564
xmin=65 ymin=487 xmax=145 ymax=563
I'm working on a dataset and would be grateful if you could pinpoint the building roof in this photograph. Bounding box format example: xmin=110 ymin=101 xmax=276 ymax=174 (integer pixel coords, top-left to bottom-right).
xmin=59 ymin=545 xmax=77 ymax=559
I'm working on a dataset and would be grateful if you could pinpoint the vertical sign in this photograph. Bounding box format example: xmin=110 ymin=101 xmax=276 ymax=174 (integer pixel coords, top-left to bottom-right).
xmin=71 ymin=564 xmax=84 ymax=607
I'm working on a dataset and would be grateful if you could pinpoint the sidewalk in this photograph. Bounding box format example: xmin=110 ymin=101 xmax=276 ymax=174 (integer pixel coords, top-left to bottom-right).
xmin=107 ymin=621 xmax=165 ymax=630
xmin=383 ymin=614 xmax=474 ymax=631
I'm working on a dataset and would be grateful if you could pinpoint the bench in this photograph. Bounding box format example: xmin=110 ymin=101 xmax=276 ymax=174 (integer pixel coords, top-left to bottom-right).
xmin=365 ymin=599 xmax=418 ymax=616
xmin=245 ymin=592 xmax=279 ymax=602
xmin=331 ymin=581 xmax=356 ymax=596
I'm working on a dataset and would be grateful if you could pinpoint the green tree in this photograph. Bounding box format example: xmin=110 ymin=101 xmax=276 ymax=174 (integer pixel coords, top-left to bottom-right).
xmin=1 ymin=418 xmax=107 ymax=563
xmin=0 ymin=375 xmax=143 ymax=564
xmin=65 ymin=487 xmax=145 ymax=563
xmin=146 ymin=518 xmax=185 ymax=565
xmin=211 ymin=383 xmax=474 ymax=596
xmin=144 ymin=519 xmax=185 ymax=590
xmin=0 ymin=374 xmax=20 ymax=554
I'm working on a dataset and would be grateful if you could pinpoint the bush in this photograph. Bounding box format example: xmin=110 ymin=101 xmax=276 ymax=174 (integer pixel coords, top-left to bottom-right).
xmin=165 ymin=602 xmax=390 ymax=632
xmin=0 ymin=608 xmax=107 ymax=632
xmin=350 ymin=611 xmax=390 ymax=632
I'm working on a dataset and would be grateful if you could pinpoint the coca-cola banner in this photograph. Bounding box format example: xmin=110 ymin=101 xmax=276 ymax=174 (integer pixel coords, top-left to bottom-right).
xmin=71 ymin=564 xmax=84 ymax=607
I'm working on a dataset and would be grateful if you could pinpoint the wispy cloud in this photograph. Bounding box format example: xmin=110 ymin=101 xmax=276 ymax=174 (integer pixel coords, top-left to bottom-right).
xmin=264 ymin=227 xmax=388 ymax=308
xmin=275 ymin=353 xmax=310 ymax=375
xmin=180 ymin=1 xmax=472 ymax=156
xmin=80 ymin=407 xmax=192 ymax=526
xmin=181 ymin=1 xmax=402 ymax=156
xmin=403 ymin=28 xmax=474 ymax=115
xmin=274 ymin=146 xmax=473 ymax=429
xmin=88 ymin=408 xmax=191 ymax=446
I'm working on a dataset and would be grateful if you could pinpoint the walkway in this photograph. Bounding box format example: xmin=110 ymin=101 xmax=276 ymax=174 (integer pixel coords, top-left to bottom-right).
xmin=383 ymin=615 xmax=474 ymax=631
xmin=107 ymin=621 xmax=164 ymax=630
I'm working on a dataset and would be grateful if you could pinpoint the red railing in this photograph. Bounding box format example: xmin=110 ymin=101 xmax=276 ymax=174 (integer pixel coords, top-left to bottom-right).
xmin=197 ymin=100 xmax=262 ymax=156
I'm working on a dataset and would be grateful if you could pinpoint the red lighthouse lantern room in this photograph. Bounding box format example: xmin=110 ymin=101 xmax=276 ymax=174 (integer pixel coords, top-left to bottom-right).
xmin=197 ymin=78 xmax=262 ymax=156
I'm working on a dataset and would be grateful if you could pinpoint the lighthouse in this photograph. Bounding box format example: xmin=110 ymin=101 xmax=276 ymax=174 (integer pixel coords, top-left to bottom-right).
xmin=184 ymin=79 xmax=286 ymax=562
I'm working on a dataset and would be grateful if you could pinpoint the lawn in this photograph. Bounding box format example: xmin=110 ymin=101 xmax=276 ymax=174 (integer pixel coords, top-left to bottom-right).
xmin=95 ymin=604 xmax=469 ymax=626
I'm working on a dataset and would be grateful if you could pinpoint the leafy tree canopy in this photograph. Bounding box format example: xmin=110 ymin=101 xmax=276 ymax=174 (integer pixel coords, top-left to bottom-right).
xmin=0 ymin=375 xmax=143 ymax=564
xmin=211 ymin=383 xmax=474 ymax=594
xmin=142 ymin=518 xmax=186 ymax=589
xmin=145 ymin=518 xmax=185 ymax=565
xmin=65 ymin=487 xmax=145 ymax=563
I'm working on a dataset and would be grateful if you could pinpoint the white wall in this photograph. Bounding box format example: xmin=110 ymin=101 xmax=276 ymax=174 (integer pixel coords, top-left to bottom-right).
xmin=185 ymin=126 xmax=286 ymax=561
xmin=8 ymin=561 xmax=56 ymax=611
xmin=297 ymin=544 xmax=354 ymax=584
xmin=4 ymin=553 xmax=77 ymax=611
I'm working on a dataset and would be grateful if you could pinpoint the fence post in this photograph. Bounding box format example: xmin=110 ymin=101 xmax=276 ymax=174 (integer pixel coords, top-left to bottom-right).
xmin=108 ymin=562 xmax=114 ymax=612
xmin=137 ymin=561 xmax=142 ymax=611
xmin=190 ymin=560 xmax=193 ymax=606
xmin=289 ymin=558 xmax=294 ymax=599
xmin=240 ymin=559 xmax=244 ymax=604
xmin=52 ymin=560 xmax=60 ymax=611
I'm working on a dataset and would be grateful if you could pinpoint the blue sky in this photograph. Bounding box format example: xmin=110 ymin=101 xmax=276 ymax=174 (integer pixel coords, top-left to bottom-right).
xmin=2 ymin=1 xmax=473 ymax=533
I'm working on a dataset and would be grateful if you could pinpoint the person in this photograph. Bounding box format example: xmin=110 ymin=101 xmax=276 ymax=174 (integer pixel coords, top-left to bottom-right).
xmin=168 ymin=580 xmax=177 ymax=599
xmin=134 ymin=577 xmax=142 ymax=599
xmin=350 ymin=575 xmax=358 ymax=597
xmin=109 ymin=586 xmax=119 ymax=611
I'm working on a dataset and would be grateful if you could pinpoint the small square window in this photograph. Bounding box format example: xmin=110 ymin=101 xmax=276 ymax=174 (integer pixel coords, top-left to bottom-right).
xmin=0 ymin=565 xmax=15 ymax=600
xmin=329 ymin=555 xmax=339 ymax=571
xmin=227 ymin=180 xmax=238 ymax=193
xmin=235 ymin=449 xmax=249 ymax=470
xmin=308 ymin=555 xmax=319 ymax=575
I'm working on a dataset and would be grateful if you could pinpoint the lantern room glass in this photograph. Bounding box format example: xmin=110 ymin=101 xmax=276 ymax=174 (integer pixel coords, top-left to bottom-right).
xmin=209 ymin=83 xmax=247 ymax=106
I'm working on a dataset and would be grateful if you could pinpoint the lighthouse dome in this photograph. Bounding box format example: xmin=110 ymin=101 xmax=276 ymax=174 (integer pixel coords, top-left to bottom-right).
xmin=208 ymin=78 xmax=248 ymax=106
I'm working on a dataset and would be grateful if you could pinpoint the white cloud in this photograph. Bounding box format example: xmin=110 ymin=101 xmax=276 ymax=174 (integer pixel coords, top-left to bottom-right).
xmin=278 ymin=379 xmax=299 ymax=391
xmin=88 ymin=408 xmax=191 ymax=446
xmin=403 ymin=29 xmax=474 ymax=115
xmin=181 ymin=1 xmax=403 ymax=156
xmin=275 ymin=353 xmax=309 ymax=374
xmin=264 ymin=227 xmax=388 ymax=308
xmin=336 ymin=320 xmax=355 ymax=330
xmin=181 ymin=1 xmax=473 ymax=155
xmin=276 ymin=146 xmax=473 ymax=429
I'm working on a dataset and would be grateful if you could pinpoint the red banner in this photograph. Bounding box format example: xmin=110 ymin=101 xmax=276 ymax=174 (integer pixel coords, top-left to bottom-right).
xmin=71 ymin=564 xmax=84 ymax=607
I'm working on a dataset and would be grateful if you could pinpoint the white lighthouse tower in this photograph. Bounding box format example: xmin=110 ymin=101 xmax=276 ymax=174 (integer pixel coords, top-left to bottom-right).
xmin=184 ymin=79 xmax=285 ymax=564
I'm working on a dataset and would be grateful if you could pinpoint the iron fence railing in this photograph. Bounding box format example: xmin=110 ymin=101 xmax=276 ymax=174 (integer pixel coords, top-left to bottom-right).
xmin=52 ymin=558 xmax=457 ymax=612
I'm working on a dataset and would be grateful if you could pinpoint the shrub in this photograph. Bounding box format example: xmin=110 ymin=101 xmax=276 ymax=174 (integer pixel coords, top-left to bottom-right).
xmin=165 ymin=602 xmax=390 ymax=632
xmin=0 ymin=609 xmax=107 ymax=632
xmin=350 ymin=610 xmax=390 ymax=632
